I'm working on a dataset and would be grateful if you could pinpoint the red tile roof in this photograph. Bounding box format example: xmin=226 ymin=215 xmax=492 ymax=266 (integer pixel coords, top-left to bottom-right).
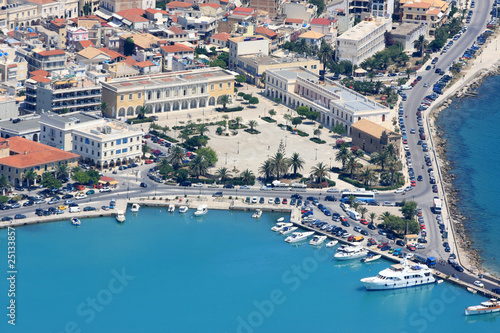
xmin=200 ymin=3 xmax=220 ymax=9
xmin=116 ymin=8 xmax=149 ymax=23
xmin=168 ymin=26 xmax=186 ymax=34
xmin=98 ymin=47 xmax=125 ymax=60
xmin=234 ymin=7 xmax=254 ymax=13
xmin=211 ymin=32 xmax=231 ymax=42
xmin=7 ymin=31 xmax=15 ymax=37
xmin=311 ymin=18 xmax=331 ymax=26
xmin=255 ymin=26 xmax=277 ymax=38
xmin=30 ymin=76 xmax=51 ymax=83
xmin=135 ymin=61 xmax=155 ymax=68
xmin=28 ymin=32 xmax=39 ymax=37
xmin=285 ymin=18 xmax=304 ymax=24
xmin=167 ymin=1 xmax=192 ymax=8
xmin=160 ymin=44 xmax=194 ymax=54
xmin=37 ymin=49 xmax=65 ymax=56
xmin=29 ymin=70 xmax=49 ymax=77
xmin=0 ymin=137 xmax=79 ymax=169
xmin=78 ymin=40 xmax=94 ymax=48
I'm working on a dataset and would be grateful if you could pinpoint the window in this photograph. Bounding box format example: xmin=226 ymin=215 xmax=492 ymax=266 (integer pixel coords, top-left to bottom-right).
xmin=157 ymin=91 xmax=160 ymax=99
xmin=219 ymin=83 xmax=223 ymax=90
xmin=227 ymin=82 xmax=231 ymax=88
xmin=138 ymin=92 xmax=142 ymax=99
xmin=91 ymin=150 xmax=94 ymax=155
xmin=116 ymin=139 xmax=122 ymax=145
xmin=43 ymin=126 xmax=46 ymax=132
xmin=123 ymin=148 xmax=128 ymax=153
xmin=211 ymin=84 xmax=214 ymax=91
xmin=85 ymin=138 xmax=90 ymax=144
xmin=129 ymin=94 xmax=133 ymax=100
xmin=120 ymin=94 xmax=124 ymax=101
xmin=123 ymin=138 xmax=128 ymax=143
xmin=74 ymin=145 xmax=77 ymax=150
xmin=192 ymin=87 xmax=196 ymax=94
xmin=116 ymin=149 xmax=121 ymax=154
xmin=104 ymin=152 xmax=107 ymax=157
xmin=80 ymin=138 xmax=83 ymax=142
xmin=104 ymin=143 xmax=107 ymax=148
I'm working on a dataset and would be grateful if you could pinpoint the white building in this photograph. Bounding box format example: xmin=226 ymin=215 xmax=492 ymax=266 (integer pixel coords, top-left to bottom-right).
xmin=391 ymin=23 xmax=428 ymax=51
xmin=228 ymin=36 xmax=269 ymax=70
xmin=39 ymin=112 xmax=144 ymax=169
xmin=371 ymin=0 xmax=394 ymax=18
xmin=177 ymin=11 xmax=218 ymax=39
xmin=265 ymin=67 xmax=389 ymax=135
xmin=336 ymin=18 xmax=392 ymax=66
xmin=282 ymin=0 xmax=317 ymax=21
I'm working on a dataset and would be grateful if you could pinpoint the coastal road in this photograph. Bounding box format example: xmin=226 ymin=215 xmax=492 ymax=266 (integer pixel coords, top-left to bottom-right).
xmin=400 ymin=0 xmax=495 ymax=266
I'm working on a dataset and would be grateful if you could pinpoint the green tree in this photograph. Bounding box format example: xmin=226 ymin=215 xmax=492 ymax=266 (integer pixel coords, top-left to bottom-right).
xmin=142 ymin=144 xmax=152 ymax=159
xmin=240 ymin=169 xmax=255 ymax=185
xmin=234 ymin=116 xmax=243 ymax=128
xmin=0 ymin=175 xmax=12 ymax=194
xmin=235 ymin=75 xmax=247 ymax=84
xmin=331 ymin=123 xmax=346 ymax=137
xmin=87 ymin=170 xmax=100 ymax=185
xmin=198 ymin=124 xmax=210 ymax=136
xmin=283 ymin=114 xmax=292 ymax=126
xmin=259 ymin=159 xmax=273 ymax=180
xmin=387 ymin=157 xmax=403 ymax=186
xmin=175 ymin=169 xmax=189 ymax=183
xmin=346 ymin=155 xmax=360 ymax=178
xmin=23 ymin=170 xmax=37 ymax=187
xmin=41 ymin=173 xmax=62 ymax=189
xmin=124 ymin=37 xmax=135 ymax=56
xmin=296 ymin=106 xmax=310 ymax=117
xmin=55 ymin=164 xmax=69 ymax=181
xmin=313 ymin=128 xmax=321 ymax=139
xmin=100 ymin=102 xmax=108 ymax=117
xmin=335 ymin=146 xmax=351 ymax=170
xmin=195 ymin=147 xmax=218 ymax=166
xmin=289 ymin=152 xmax=305 ymax=176
xmin=218 ymin=94 xmax=230 ymax=111
xmin=249 ymin=97 xmax=259 ymax=106
xmin=215 ymin=167 xmax=232 ymax=183
xmin=401 ymin=200 xmax=418 ymax=221
xmin=136 ymin=105 xmax=147 ymax=120
xmin=270 ymin=152 xmax=289 ymax=180
xmin=169 ymin=146 xmax=185 ymax=169
xmin=72 ymin=171 xmax=89 ymax=184
xmin=317 ymin=40 xmax=334 ymax=72
xmin=359 ymin=207 xmax=368 ymax=219
xmin=358 ymin=166 xmax=375 ymax=186
xmin=189 ymin=155 xmax=209 ymax=179
xmin=311 ymin=162 xmax=329 ymax=183
xmin=247 ymin=120 xmax=258 ymax=131
xmin=268 ymin=109 xmax=277 ymax=118
xmin=369 ymin=212 xmax=376 ymax=223
xmin=291 ymin=117 xmax=302 ymax=127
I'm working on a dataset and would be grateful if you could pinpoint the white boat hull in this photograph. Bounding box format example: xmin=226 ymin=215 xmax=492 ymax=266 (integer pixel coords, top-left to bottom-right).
xmin=285 ymin=232 xmax=314 ymax=243
xmin=361 ymin=276 xmax=436 ymax=290
xmin=362 ymin=254 xmax=381 ymax=263
xmin=334 ymin=251 xmax=368 ymax=260
xmin=465 ymin=308 xmax=500 ymax=316
xmin=280 ymin=227 xmax=298 ymax=235
xmin=131 ymin=204 xmax=140 ymax=213
xmin=326 ymin=240 xmax=338 ymax=248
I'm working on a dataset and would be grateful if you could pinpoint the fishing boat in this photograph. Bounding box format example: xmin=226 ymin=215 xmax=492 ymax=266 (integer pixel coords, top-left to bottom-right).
xmin=115 ymin=211 xmax=125 ymax=223
xmin=178 ymin=206 xmax=188 ymax=214
xmin=252 ymin=209 xmax=262 ymax=219
xmin=71 ymin=217 xmax=81 ymax=226
xmin=361 ymin=253 xmax=381 ymax=263
xmin=194 ymin=204 xmax=208 ymax=216
xmin=280 ymin=226 xmax=298 ymax=235
xmin=168 ymin=204 xmax=175 ymax=213
xmin=271 ymin=222 xmax=293 ymax=232
xmin=326 ymin=240 xmax=338 ymax=248
xmin=131 ymin=203 xmax=140 ymax=213
xmin=277 ymin=217 xmax=285 ymax=222
xmin=465 ymin=299 xmax=500 ymax=316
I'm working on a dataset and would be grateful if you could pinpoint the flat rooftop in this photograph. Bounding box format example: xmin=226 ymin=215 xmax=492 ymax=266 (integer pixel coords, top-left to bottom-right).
xmin=43 ymin=112 xmax=101 ymax=124
xmin=238 ymin=54 xmax=317 ymax=66
xmin=338 ymin=18 xmax=391 ymax=41
xmin=0 ymin=117 xmax=41 ymax=134
xmin=76 ymin=120 xmax=142 ymax=139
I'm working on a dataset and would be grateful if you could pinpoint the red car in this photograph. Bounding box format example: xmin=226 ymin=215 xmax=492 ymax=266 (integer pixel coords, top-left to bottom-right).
xmin=403 ymin=139 xmax=408 ymax=144
xmin=340 ymin=216 xmax=347 ymax=222
xmin=378 ymin=242 xmax=388 ymax=249
xmin=145 ymin=159 xmax=154 ymax=164
xmin=367 ymin=238 xmax=377 ymax=246
xmin=411 ymin=180 xmax=416 ymax=187
xmin=407 ymin=244 xmax=416 ymax=251
xmin=360 ymin=219 xmax=368 ymax=225
xmin=282 ymin=198 xmax=288 ymax=204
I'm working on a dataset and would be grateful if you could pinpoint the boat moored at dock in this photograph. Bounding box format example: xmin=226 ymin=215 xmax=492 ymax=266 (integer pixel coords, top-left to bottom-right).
xmin=115 ymin=211 xmax=125 ymax=223
xmin=71 ymin=217 xmax=81 ymax=226
xmin=168 ymin=204 xmax=175 ymax=213
xmin=252 ymin=209 xmax=262 ymax=219
xmin=285 ymin=231 xmax=314 ymax=243
xmin=334 ymin=246 xmax=368 ymax=260
xmin=360 ymin=258 xmax=436 ymax=290
xmin=465 ymin=299 xmax=500 ymax=315
xmin=178 ymin=206 xmax=188 ymax=214
xmin=361 ymin=253 xmax=381 ymax=263
xmin=326 ymin=240 xmax=338 ymax=248
xmin=280 ymin=226 xmax=298 ymax=235
xmin=271 ymin=222 xmax=293 ymax=232
xmin=131 ymin=204 xmax=140 ymax=213
xmin=194 ymin=205 xmax=208 ymax=216
xmin=310 ymin=235 xmax=327 ymax=246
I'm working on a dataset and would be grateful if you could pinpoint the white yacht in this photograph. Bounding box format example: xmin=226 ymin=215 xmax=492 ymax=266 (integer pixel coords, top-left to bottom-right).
xmin=334 ymin=246 xmax=368 ymax=260
xmin=131 ymin=203 xmax=140 ymax=213
xmin=361 ymin=253 xmax=381 ymax=263
xmin=360 ymin=258 xmax=436 ymax=290
xmin=178 ymin=206 xmax=188 ymax=214
xmin=168 ymin=204 xmax=175 ymax=213
xmin=115 ymin=211 xmax=125 ymax=223
xmin=271 ymin=222 xmax=293 ymax=232
xmin=252 ymin=209 xmax=262 ymax=219
xmin=285 ymin=231 xmax=315 ymax=243
xmin=466 ymin=299 xmax=500 ymax=316
xmin=280 ymin=226 xmax=298 ymax=235
xmin=326 ymin=240 xmax=338 ymax=248
xmin=71 ymin=217 xmax=81 ymax=226
xmin=194 ymin=204 xmax=208 ymax=216
xmin=310 ymin=235 xmax=327 ymax=246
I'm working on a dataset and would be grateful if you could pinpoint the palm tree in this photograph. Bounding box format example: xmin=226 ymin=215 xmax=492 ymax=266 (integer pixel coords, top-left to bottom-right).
xmin=215 ymin=167 xmax=232 ymax=183
xmin=359 ymin=207 xmax=368 ymax=219
xmin=295 ymin=38 xmax=310 ymax=57
xmin=369 ymin=212 xmax=376 ymax=223
xmin=358 ymin=166 xmax=375 ymax=186
xmin=136 ymin=105 xmax=147 ymax=120
xmin=345 ymin=155 xmax=360 ymax=179
xmin=367 ymin=71 xmax=375 ymax=82
xmin=55 ymin=164 xmax=69 ymax=181
xmin=317 ymin=40 xmax=334 ymax=73
xmin=259 ymin=159 xmax=273 ymax=180
xmin=234 ymin=116 xmax=243 ymax=128
xmin=0 ymin=175 xmax=12 ymax=195
xmin=247 ymin=120 xmax=258 ymax=132
xmin=383 ymin=144 xmax=396 ymax=157
xmin=240 ymin=169 xmax=255 ymax=185
xmin=310 ymin=162 xmax=329 ymax=183
xmin=218 ymin=94 xmax=230 ymax=111
xmin=23 ymin=170 xmax=37 ymax=187
xmin=335 ymin=146 xmax=351 ymax=170
xmin=189 ymin=155 xmax=208 ymax=179
xmin=387 ymin=158 xmax=402 ymax=186
xmin=379 ymin=211 xmax=391 ymax=222
xmin=413 ymin=35 xmax=428 ymax=61
xmin=289 ymin=152 xmax=305 ymax=176
xmin=270 ymin=152 xmax=289 ymax=180
xmin=283 ymin=114 xmax=292 ymax=127
xmin=198 ymin=124 xmax=210 ymax=136
xmin=375 ymin=151 xmax=389 ymax=171
xmin=169 ymin=146 xmax=185 ymax=169
xmin=178 ymin=130 xmax=190 ymax=143
xmin=352 ymin=202 xmax=360 ymax=213
xmin=142 ymin=144 xmax=152 ymax=159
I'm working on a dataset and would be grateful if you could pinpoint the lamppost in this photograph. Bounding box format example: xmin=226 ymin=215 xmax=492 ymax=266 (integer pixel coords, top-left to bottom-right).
xmin=315 ymin=148 xmax=318 ymax=160
xmin=225 ymin=153 xmax=228 ymax=165
xmin=285 ymin=135 xmax=287 ymax=147
xmin=329 ymin=157 xmax=332 ymax=169
xmin=233 ymin=159 xmax=236 ymax=170
xmin=154 ymin=184 xmax=157 ymax=197
xmin=237 ymin=142 xmax=240 ymax=154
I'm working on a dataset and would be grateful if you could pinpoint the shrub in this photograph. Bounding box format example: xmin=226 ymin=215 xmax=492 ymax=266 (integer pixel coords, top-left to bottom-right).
xmin=310 ymin=138 xmax=326 ymax=144
xmin=244 ymin=129 xmax=260 ymax=134
xmin=336 ymin=139 xmax=345 ymax=147
xmin=127 ymin=117 xmax=153 ymax=125
xmin=261 ymin=117 xmax=275 ymax=123
xmin=215 ymin=106 xmax=244 ymax=112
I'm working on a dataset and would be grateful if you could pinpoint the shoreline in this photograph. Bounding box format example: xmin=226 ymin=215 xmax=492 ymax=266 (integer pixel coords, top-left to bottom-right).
xmin=426 ymin=33 xmax=500 ymax=278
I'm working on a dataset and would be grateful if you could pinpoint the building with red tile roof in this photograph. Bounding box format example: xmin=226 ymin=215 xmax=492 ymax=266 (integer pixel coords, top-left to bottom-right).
xmin=311 ymin=18 xmax=332 ymax=26
xmin=0 ymin=137 xmax=79 ymax=186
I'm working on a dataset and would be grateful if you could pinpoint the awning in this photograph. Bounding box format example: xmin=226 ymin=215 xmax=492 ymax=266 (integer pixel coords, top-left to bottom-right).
xmin=95 ymin=10 xmax=112 ymax=20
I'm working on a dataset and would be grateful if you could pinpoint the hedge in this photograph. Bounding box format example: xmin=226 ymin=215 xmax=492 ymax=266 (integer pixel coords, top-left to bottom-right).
xmin=127 ymin=117 xmax=153 ymax=125
xmin=149 ymin=129 xmax=179 ymax=143
xmin=310 ymin=138 xmax=325 ymax=144
xmin=244 ymin=129 xmax=261 ymax=134
xmin=215 ymin=106 xmax=244 ymax=112
xmin=277 ymin=123 xmax=309 ymax=137
xmin=261 ymin=117 xmax=275 ymax=123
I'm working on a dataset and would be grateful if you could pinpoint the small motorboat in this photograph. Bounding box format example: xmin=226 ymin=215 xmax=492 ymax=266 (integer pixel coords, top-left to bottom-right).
xmin=194 ymin=204 xmax=208 ymax=216
xmin=252 ymin=209 xmax=262 ymax=219
xmin=277 ymin=217 xmax=285 ymax=222
xmin=168 ymin=204 xmax=175 ymax=213
xmin=131 ymin=203 xmax=140 ymax=213
xmin=285 ymin=231 xmax=315 ymax=243
xmin=361 ymin=253 xmax=381 ymax=263
xmin=467 ymin=287 xmax=477 ymax=294
xmin=326 ymin=240 xmax=338 ymax=248
xmin=178 ymin=206 xmax=188 ymax=214
xmin=115 ymin=211 xmax=125 ymax=223
xmin=280 ymin=226 xmax=298 ymax=235
xmin=465 ymin=299 xmax=500 ymax=315
xmin=310 ymin=235 xmax=327 ymax=246
xmin=271 ymin=222 xmax=293 ymax=232
xmin=71 ymin=217 xmax=81 ymax=226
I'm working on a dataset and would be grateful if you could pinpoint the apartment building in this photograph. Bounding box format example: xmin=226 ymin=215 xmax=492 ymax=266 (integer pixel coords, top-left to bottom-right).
xmin=336 ymin=18 xmax=392 ymax=66
xmin=100 ymin=67 xmax=236 ymax=119
xmin=24 ymin=75 xmax=101 ymax=114
xmin=228 ymin=36 xmax=269 ymax=70
xmin=400 ymin=0 xmax=450 ymax=36
xmin=25 ymin=49 xmax=67 ymax=72
xmin=265 ymin=67 xmax=389 ymax=135
xmin=0 ymin=47 xmax=28 ymax=83
xmin=249 ymin=0 xmax=286 ymax=16
xmin=39 ymin=112 xmax=143 ymax=169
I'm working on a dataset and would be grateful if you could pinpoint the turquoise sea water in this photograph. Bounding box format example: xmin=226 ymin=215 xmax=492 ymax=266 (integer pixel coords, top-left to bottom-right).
xmin=0 ymin=208 xmax=498 ymax=333
xmin=436 ymin=75 xmax=500 ymax=275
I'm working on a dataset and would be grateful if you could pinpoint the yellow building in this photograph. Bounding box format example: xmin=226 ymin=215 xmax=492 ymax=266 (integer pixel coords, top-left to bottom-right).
xmin=101 ymin=68 xmax=236 ymax=119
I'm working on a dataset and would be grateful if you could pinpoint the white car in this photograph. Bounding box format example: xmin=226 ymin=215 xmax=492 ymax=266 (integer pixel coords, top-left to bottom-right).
xmin=268 ymin=198 xmax=274 ymax=204
xmin=404 ymin=145 xmax=410 ymax=151
xmin=473 ymin=281 xmax=484 ymax=288
xmin=406 ymin=253 xmax=414 ymax=259
xmin=372 ymin=189 xmax=379 ymax=194
xmin=208 ymin=183 xmax=219 ymax=188
xmin=193 ymin=183 xmax=203 ymax=187
xmin=240 ymin=185 xmax=250 ymax=189
xmin=415 ymin=244 xmax=425 ymax=249
xmin=99 ymin=187 xmax=111 ymax=192
xmin=383 ymin=201 xmax=396 ymax=207
xmin=394 ymin=188 xmax=404 ymax=194
xmin=327 ymin=188 xmax=339 ymax=193
xmin=75 ymin=194 xmax=87 ymax=200
xmin=251 ymin=196 xmax=258 ymax=203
